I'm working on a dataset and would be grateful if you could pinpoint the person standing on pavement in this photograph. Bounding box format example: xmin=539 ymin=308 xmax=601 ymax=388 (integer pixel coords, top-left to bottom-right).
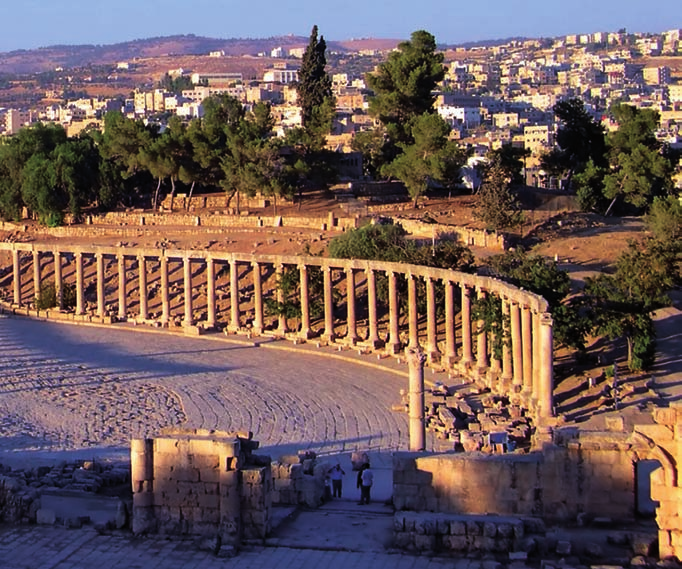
xmin=358 ymin=463 xmax=374 ymax=505
xmin=328 ymin=463 xmax=346 ymax=498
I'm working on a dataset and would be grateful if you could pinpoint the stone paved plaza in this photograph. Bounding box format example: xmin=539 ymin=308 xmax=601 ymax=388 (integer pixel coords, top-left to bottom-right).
xmin=0 ymin=525 xmax=470 ymax=569
xmin=0 ymin=315 xmax=412 ymax=467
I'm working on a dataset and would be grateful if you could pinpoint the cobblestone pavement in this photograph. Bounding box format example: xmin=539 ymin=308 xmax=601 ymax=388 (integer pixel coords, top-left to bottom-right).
xmin=0 ymin=315 xmax=414 ymax=466
xmin=0 ymin=525 xmax=471 ymax=569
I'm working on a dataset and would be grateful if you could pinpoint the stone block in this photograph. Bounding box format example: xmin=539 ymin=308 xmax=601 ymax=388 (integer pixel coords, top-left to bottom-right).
xmin=493 ymin=538 xmax=513 ymax=553
xmin=414 ymin=534 xmax=436 ymax=551
xmin=450 ymin=520 xmax=466 ymax=535
xmin=634 ymin=424 xmax=674 ymax=443
xmin=393 ymin=531 xmax=414 ymax=549
xmin=466 ymin=520 xmax=482 ymax=536
xmin=483 ymin=522 xmax=497 ymax=538
xmin=197 ymin=494 xmax=219 ymax=508
xmin=497 ymin=523 xmax=513 ymax=538
xmin=654 ymin=408 xmax=678 ymax=426
xmin=443 ymin=535 xmax=468 ymax=551
xmin=436 ymin=518 xmax=451 ymax=535
xmin=471 ymin=536 xmax=496 ymax=551
xmin=394 ymin=513 xmax=406 ymax=532
xmin=605 ymin=416 xmax=625 ymax=432
xmin=555 ymin=540 xmax=571 ymax=555
xmin=414 ymin=517 xmax=435 ymax=535
xmin=36 ymin=509 xmax=56 ymax=525
xmin=242 ymin=468 xmax=265 ymax=484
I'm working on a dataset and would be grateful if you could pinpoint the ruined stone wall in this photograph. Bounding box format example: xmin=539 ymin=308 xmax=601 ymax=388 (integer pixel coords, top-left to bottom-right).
xmin=270 ymin=453 xmax=329 ymax=508
xmin=636 ymin=405 xmax=682 ymax=561
xmin=397 ymin=219 xmax=507 ymax=251
xmin=394 ymin=433 xmax=636 ymax=523
xmin=131 ymin=429 xmax=270 ymax=546
xmin=393 ymin=511 xmax=544 ymax=554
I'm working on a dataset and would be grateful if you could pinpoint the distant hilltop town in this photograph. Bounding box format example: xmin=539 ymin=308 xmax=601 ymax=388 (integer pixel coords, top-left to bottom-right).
xmin=0 ymin=27 xmax=681 ymax=187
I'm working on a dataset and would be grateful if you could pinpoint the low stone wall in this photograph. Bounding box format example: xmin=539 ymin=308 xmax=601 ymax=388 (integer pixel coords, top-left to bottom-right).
xmin=0 ymin=476 xmax=39 ymax=524
xmin=270 ymin=452 xmax=329 ymax=508
xmin=0 ymin=461 xmax=130 ymax=526
xmin=398 ymin=218 xmax=507 ymax=251
xmin=131 ymin=428 xmax=271 ymax=546
xmin=393 ymin=431 xmax=637 ymax=523
xmin=393 ymin=511 xmax=543 ymax=554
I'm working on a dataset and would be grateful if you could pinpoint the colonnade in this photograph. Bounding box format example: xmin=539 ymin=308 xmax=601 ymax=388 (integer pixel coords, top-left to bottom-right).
xmin=1 ymin=243 xmax=555 ymax=419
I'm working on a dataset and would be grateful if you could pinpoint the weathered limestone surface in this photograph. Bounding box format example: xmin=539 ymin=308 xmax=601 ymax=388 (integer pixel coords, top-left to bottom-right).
xmin=0 ymin=242 xmax=554 ymax=419
xmin=393 ymin=430 xmax=641 ymax=523
xmin=131 ymin=428 xmax=269 ymax=546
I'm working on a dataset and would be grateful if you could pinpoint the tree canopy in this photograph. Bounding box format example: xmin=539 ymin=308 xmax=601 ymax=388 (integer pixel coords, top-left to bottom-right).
xmin=366 ymin=30 xmax=445 ymax=151
xmin=297 ymin=25 xmax=334 ymax=135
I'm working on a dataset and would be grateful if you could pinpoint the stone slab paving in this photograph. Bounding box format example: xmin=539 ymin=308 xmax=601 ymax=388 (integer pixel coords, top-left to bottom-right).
xmin=0 ymin=315 xmax=419 ymax=469
xmin=0 ymin=525 xmax=476 ymax=569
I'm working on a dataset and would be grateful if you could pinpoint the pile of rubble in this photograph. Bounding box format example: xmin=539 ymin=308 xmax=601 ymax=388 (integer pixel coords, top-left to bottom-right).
xmin=0 ymin=460 xmax=130 ymax=525
xmin=400 ymin=384 xmax=535 ymax=453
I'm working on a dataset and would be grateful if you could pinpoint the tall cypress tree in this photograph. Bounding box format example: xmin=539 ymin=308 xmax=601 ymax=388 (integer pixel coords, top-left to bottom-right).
xmin=297 ymin=25 xmax=333 ymax=133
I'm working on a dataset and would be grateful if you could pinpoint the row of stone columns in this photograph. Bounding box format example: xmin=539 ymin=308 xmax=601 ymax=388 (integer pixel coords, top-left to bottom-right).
xmin=6 ymin=246 xmax=554 ymax=417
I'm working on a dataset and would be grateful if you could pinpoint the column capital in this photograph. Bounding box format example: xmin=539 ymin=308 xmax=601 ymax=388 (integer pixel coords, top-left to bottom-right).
xmin=405 ymin=346 xmax=427 ymax=367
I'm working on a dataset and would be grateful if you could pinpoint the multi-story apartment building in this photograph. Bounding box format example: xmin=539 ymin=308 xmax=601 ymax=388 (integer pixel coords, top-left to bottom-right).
xmin=643 ymin=66 xmax=671 ymax=86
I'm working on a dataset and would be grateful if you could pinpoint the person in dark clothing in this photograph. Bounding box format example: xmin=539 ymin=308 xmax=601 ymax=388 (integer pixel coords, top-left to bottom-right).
xmin=357 ymin=463 xmax=374 ymax=504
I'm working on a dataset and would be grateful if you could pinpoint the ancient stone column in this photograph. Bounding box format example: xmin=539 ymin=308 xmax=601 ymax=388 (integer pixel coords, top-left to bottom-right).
xmin=117 ymin=254 xmax=127 ymax=320
xmin=183 ymin=256 xmax=193 ymax=327
xmin=130 ymin=438 xmax=155 ymax=535
xmin=539 ymin=313 xmax=555 ymax=418
xmin=443 ymin=280 xmax=457 ymax=367
xmin=476 ymin=288 xmax=488 ymax=371
xmin=406 ymin=347 xmax=427 ymax=452
xmin=386 ymin=271 xmax=401 ymax=355
xmin=346 ymin=267 xmax=357 ymax=344
xmin=137 ymin=255 xmax=148 ymax=320
xmin=407 ymin=274 xmax=419 ymax=349
xmin=299 ymin=264 xmax=311 ymax=339
xmin=229 ymin=259 xmax=240 ymax=332
xmin=96 ymin=253 xmax=105 ymax=317
xmin=75 ymin=252 xmax=85 ymax=316
xmin=12 ymin=248 xmax=21 ymax=306
xmin=32 ymin=250 xmax=41 ymax=305
xmin=521 ymin=305 xmax=533 ymax=395
xmin=511 ymin=301 xmax=523 ymax=391
xmin=460 ymin=285 xmax=473 ymax=366
xmin=322 ymin=266 xmax=335 ymax=342
xmin=54 ymin=251 xmax=63 ymax=310
xmin=252 ymin=261 xmax=263 ymax=335
xmin=206 ymin=257 xmax=216 ymax=329
xmin=366 ymin=268 xmax=381 ymax=348
xmin=425 ymin=276 xmax=440 ymax=363
xmin=160 ymin=255 xmax=169 ymax=325
xmin=276 ymin=264 xmax=287 ymax=333
xmin=501 ymin=299 xmax=513 ymax=388
xmin=532 ymin=311 xmax=541 ymax=409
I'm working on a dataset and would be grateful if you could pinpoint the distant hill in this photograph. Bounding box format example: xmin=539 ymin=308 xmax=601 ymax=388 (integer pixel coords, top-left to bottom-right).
xmin=0 ymin=35 xmax=402 ymax=75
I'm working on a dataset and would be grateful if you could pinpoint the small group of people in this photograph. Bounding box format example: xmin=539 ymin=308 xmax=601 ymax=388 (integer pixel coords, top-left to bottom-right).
xmin=326 ymin=461 xmax=374 ymax=505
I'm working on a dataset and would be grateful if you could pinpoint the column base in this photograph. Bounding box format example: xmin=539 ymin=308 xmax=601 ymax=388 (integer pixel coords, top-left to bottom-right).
xmin=226 ymin=325 xmax=242 ymax=334
xmin=441 ymin=355 xmax=458 ymax=368
xmin=363 ymin=337 xmax=384 ymax=350
xmin=298 ymin=329 xmax=314 ymax=340
xmin=457 ymin=359 xmax=473 ymax=374
xmin=385 ymin=341 xmax=402 ymax=356
xmin=321 ymin=333 xmax=336 ymax=344
xmin=427 ymin=350 xmax=441 ymax=365
xmin=345 ymin=335 xmax=359 ymax=347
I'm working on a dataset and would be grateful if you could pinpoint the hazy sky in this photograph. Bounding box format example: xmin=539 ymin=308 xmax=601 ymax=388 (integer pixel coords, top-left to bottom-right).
xmin=2 ymin=0 xmax=680 ymax=51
